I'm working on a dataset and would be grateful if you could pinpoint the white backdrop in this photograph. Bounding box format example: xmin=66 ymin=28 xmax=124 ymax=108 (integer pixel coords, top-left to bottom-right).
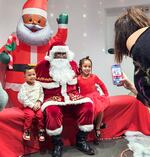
xmin=0 ymin=0 xmax=150 ymax=95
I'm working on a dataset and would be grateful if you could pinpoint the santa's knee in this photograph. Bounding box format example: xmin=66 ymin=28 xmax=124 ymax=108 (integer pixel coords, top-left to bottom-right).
xmin=45 ymin=105 xmax=61 ymax=118
xmin=45 ymin=105 xmax=63 ymax=136
xmin=82 ymin=102 xmax=94 ymax=117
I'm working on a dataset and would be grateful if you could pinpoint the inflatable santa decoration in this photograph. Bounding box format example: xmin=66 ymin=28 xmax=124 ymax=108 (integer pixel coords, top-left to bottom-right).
xmin=0 ymin=0 xmax=68 ymax=108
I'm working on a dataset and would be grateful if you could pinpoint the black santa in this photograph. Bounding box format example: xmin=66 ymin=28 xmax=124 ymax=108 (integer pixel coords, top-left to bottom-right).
xmin=35 ymin=45 xmax=95 ymax=156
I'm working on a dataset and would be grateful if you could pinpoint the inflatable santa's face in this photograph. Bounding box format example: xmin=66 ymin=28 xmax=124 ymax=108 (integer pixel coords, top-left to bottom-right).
xmin=16 ymin=0 xmax=52 ymax=46
xmin=22 ymin=0 xmax=47 ymax=31
xmin=22 ymin=14 xmax=46 ymax=31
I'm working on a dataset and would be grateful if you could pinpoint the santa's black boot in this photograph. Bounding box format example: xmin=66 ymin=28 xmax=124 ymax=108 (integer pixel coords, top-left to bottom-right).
xmin=51 ymin=135 xmax=63 ymax=157
xmin=76 ymin=130 xmax=95 ymax=155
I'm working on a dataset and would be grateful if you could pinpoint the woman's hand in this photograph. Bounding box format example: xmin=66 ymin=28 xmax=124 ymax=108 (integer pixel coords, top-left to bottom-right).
xmin=118 ymin=73 xmax=138 ymax=95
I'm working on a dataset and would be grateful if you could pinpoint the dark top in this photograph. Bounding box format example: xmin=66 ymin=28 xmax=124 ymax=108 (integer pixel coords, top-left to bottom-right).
xmin=130 ymin=27 xmax=150 ymax=106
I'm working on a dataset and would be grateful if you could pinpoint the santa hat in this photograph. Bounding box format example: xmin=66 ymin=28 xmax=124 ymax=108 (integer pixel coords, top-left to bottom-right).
xmin=45 ymin=45 xmax=74 ymax=62
xmin=22 ymin=0 xmax=48 ymax=19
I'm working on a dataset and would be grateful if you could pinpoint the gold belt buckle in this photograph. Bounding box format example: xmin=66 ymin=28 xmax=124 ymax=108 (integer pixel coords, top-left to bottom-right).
xmin=28 ymin=64 xmax=36 ymax=67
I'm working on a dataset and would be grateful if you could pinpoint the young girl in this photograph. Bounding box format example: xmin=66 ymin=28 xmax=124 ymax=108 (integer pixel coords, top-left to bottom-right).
xmin=77 ymin=56 xmax=110 ymax=144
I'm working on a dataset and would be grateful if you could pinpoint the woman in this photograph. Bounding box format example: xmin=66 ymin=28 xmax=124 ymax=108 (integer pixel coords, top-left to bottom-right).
xmin=114 ymin=7 xmax=150 ymax=106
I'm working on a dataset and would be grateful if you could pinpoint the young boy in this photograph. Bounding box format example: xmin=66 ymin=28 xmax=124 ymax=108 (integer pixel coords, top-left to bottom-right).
xmin=18 ymin=66 xmax=45 ymax=142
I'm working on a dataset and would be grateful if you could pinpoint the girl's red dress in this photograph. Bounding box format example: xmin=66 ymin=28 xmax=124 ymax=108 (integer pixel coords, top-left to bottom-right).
xmin=77 ymin=74 xmax=110 ymax=117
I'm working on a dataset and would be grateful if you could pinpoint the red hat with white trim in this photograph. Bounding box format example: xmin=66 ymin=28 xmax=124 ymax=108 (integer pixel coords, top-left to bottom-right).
xmin=22 ymin=0 xmax=48 ymax=19
xmin=45 ymin=44 xmax=74 ymax=62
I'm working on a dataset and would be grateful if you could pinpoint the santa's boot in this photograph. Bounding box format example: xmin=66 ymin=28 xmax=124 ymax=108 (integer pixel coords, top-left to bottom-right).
xmin=51 ymin=135 xmax=63 ymax=157
xmin=76 ymin=130 xmax=95 ymax=155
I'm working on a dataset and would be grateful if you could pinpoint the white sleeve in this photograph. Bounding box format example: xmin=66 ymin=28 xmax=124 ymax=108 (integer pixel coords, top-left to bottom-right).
xmin=38 ymin=85 xmax=44 ymax=103
xmin=18 ymin=85 xmax=35 ymax=108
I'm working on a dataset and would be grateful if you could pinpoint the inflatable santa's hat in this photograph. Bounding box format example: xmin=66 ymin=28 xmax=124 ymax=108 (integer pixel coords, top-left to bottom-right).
xmin=45 ymin=43 xmax=74 ymax=62
xmin=22 ymin=0 xmax=48 ymax=19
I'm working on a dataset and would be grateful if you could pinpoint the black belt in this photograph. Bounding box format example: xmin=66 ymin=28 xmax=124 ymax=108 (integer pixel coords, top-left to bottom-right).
xmin=7 ymin=64 xmax=36 ymax=72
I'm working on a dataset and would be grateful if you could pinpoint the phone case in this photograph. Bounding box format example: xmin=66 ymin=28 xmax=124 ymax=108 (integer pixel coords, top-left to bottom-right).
xmin=111 ymin=64 xmax=123 ymax=85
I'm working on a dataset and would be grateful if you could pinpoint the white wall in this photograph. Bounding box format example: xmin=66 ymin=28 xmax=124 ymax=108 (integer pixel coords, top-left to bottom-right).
xmin=0 ymin=0 xmax=25 ymax=46
xmin=103 ymin=0 xmax=150 ymax=8
xmin=0 ymin=0 xmax=150 ymax=95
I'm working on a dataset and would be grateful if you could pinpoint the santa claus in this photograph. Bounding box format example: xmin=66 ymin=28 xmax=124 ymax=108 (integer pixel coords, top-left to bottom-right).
xmin=35 ymin=45 xmax=95 ymax=157
xmin=0 ymin=0 xmax=68 ymax=108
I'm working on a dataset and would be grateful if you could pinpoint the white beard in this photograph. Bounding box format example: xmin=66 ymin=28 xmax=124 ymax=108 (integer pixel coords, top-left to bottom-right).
xmin=50 ymin=59 xmax=75 ymax=84
xmin=16 ymin=18 xmax=53 ymax=46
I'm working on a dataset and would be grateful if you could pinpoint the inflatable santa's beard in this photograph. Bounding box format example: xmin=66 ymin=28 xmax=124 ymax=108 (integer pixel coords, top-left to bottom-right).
xmin=16 ymin=18 xmax=53 ymax=46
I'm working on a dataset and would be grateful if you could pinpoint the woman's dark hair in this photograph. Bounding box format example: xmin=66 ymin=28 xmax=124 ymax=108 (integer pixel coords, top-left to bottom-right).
xmin=79 ymin=56 xmax=92 ymax=74
xmin=114 ymin=7 xmax=150 ymax=63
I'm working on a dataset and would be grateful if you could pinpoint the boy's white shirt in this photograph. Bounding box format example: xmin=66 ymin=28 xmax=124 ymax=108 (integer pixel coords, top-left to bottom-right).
xmin=18 ymin=81 xmax=44 ymax=108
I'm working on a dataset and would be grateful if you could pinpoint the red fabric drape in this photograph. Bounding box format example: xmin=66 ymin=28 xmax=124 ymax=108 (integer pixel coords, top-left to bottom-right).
xmin=0 ymin=95 xmax=150 ymax=157
xmin=100 ymin=95 xmax=150 ymax=138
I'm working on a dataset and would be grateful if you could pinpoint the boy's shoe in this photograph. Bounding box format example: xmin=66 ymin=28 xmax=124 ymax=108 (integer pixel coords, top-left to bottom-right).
xmin=23 ymin=130 xmax=30 ymax=141
xmin=38 ymin=129 xmax=45 ymax=142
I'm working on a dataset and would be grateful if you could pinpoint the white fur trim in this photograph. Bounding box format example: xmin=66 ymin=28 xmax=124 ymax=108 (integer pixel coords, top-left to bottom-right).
xmin=58 ymin=24 xmax=67 ymax=28
xmin=30 ymin=46 xmax=37 ymax=64
xmin=40 ymin=82 xmax=60 ymax=89
xmin=41 ymin=97 xmax=93 ymax=111
xmin=51 ymin=46 xmax=69 ymax=53
xmin=61 ymin=83 xmax=70 ymax=101
xmin=125 ymin=131 xmax=143 ymax=137
xmin=5 ymin=82 xmax=22 ymax=91
xmin=23 ymin=8 xmax=47 ymax=18
xmin=46 ymin=126 xmax=63 ymax=136
xmin=79 ymin=124 xmax=94 ymax=132
xmin=45 ymin=55 xmax=50 ymax=61
xmin=49 ymin=46 xmax=74 ymax=61
xmin=68 ymin=78 xmax=77 ymax=85
xmin=125 ymin=131 xmax=150 ymax=157
xmin=67 ymin=50 xmax=74 ymax=61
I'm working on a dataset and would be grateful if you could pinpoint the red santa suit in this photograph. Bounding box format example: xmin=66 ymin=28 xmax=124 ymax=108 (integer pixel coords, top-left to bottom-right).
xmin=0 ymin=0 xmax=68 ymax=108
xmin=35 ymin=45 xmax=94 ymax=136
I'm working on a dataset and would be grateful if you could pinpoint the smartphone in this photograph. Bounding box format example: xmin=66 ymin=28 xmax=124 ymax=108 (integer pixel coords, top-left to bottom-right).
xmin=111 ymin=64 xmax=123 ymax=85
